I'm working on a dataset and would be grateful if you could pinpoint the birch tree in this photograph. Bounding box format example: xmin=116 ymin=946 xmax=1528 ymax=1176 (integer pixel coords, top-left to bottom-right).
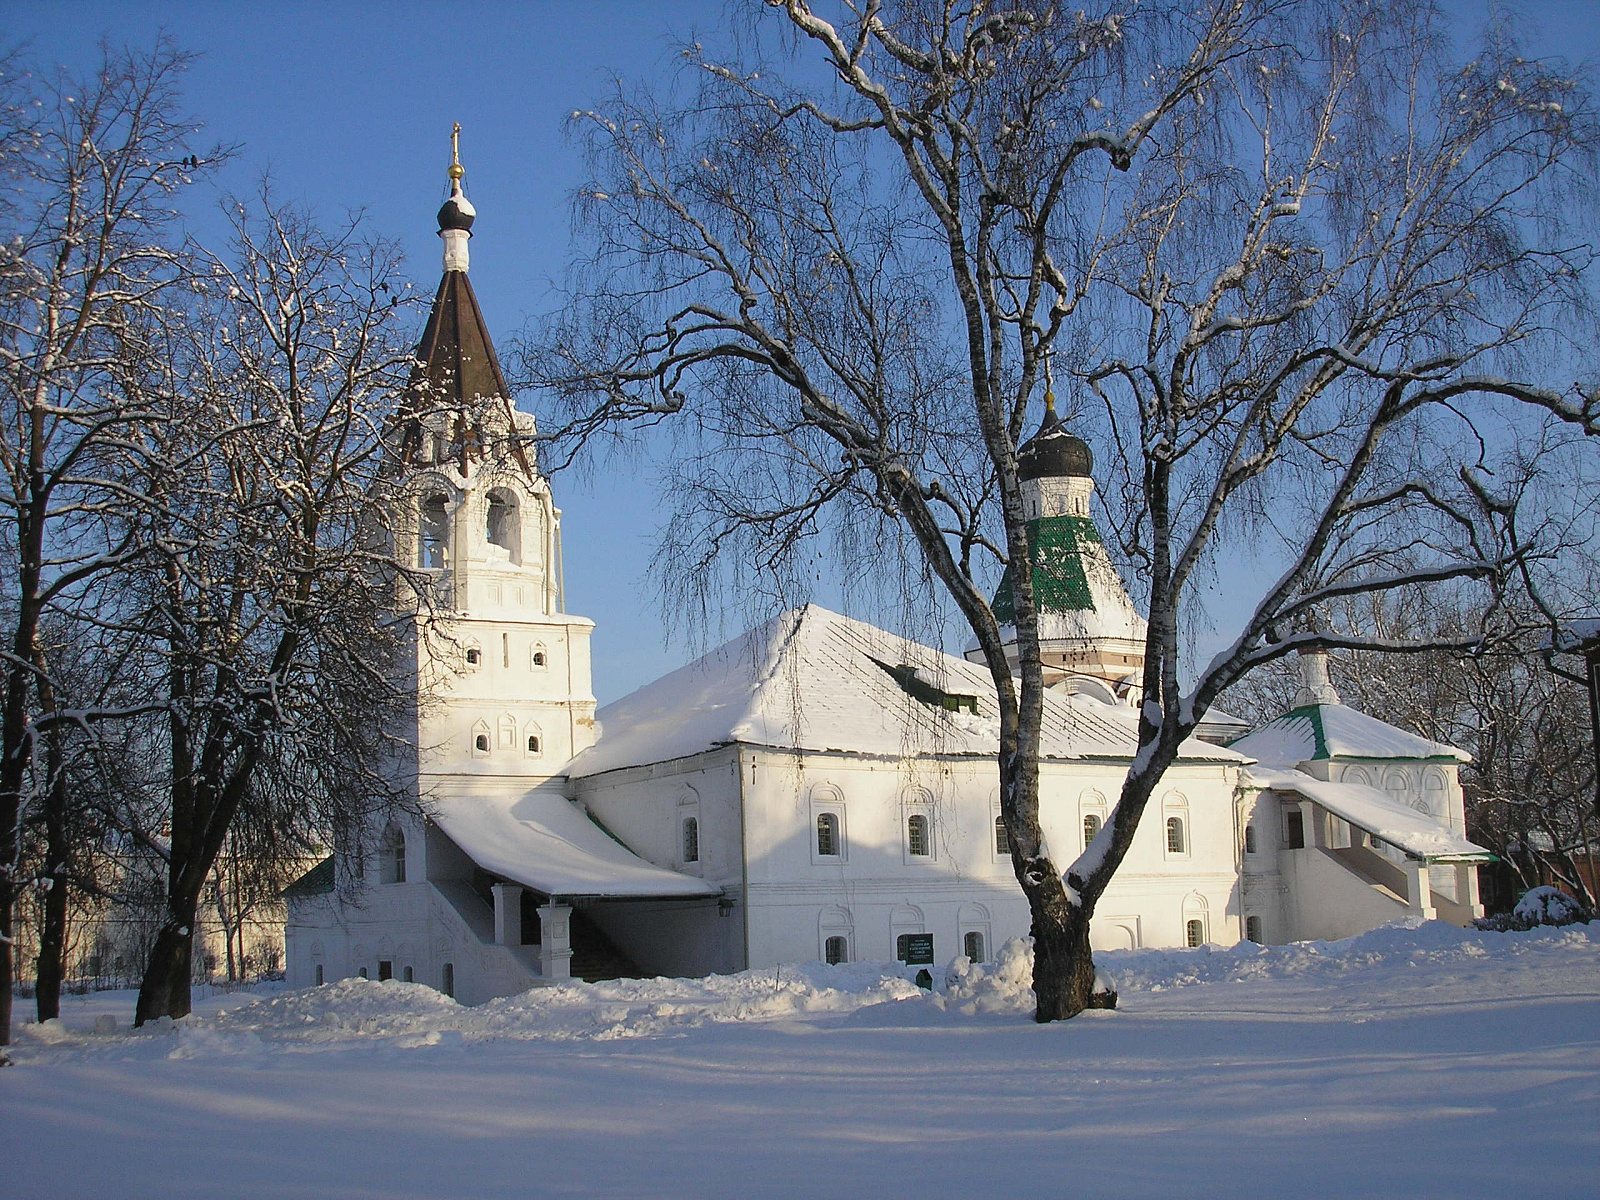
xmin=530 ymin=0 xmax=1595 ymax=1020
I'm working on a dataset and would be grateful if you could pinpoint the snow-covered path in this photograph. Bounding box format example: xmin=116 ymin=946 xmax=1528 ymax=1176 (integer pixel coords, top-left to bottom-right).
xmin=7 ymin=923 xmax=1598 ymax=1199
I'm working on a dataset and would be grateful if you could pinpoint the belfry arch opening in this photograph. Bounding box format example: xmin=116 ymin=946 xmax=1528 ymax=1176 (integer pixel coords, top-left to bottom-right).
xmin=420 ymin=494 xmax=449 ymax=568
xmin=486 ymin=488 xmax=521 ymax=563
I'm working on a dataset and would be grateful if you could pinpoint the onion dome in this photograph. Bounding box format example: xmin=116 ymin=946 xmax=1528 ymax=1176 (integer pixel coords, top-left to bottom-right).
xmin=437 ymin=123 xmax=476 ymax=234
xmin=1018 ymin=390 xmax=1093 ymax=481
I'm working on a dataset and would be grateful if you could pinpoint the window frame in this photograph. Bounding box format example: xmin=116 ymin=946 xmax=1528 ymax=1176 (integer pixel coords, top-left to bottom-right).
xmin=681 ymin=815 xmax=700 ymax=864
xmin=809 ymin=788 xmax=848 ymax=865
xmin=906 ymin=812 xmax=931 ymax=858
xmin=1165 ymin=814 xmax=1188 ymax=857
xmin=963 ymin=930 xmax=986 ymax=963
xmin=815 ymin=811 xmax=841 ymax=859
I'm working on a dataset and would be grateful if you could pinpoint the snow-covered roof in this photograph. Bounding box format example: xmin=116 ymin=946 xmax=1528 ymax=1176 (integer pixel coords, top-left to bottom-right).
xmin=430 ymin=789 xmax=718 ymax=899
xmin=1245 ymin=767 xmax=1491 ymax=861
xmin=569 ymin=605 xmax=1245 ymax=778
xmin=1228 ymin=703 xmax=1468 ymax=766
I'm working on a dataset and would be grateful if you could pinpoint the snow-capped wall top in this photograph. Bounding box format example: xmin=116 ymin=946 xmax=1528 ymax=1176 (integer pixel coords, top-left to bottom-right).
xmin=1245 ymin=767 xmax=1490 ymax=861
xmin=430 ymin=788 xmax=718 ymax=899
xmin=1228 ymin=702 xmax=1468 ymax=766
xmin=568 ymin=604 xmax=1243 ymax=778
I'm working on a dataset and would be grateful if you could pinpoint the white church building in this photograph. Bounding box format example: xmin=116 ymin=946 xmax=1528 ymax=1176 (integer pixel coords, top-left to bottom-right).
xmin=284 ymin=150 xmax=1491 ymax=1003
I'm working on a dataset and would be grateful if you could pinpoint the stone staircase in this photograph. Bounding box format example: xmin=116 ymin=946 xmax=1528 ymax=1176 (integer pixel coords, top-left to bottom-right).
xmin=568 ymin=909 xmax=643 ymax=983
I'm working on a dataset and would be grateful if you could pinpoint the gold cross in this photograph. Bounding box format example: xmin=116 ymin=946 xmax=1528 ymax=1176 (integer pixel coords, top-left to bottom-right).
xmin=449 ymin=122 xmax=464 ymax=182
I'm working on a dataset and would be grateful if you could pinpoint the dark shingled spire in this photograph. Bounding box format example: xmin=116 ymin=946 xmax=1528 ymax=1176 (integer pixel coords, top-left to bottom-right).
xmin=410 ymin=271 xmax=512 ymax=410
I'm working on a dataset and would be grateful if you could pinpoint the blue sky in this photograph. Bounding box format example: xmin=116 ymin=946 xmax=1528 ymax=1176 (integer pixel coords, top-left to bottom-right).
xmin=11 ymin=1 xmax=1600 ymax=702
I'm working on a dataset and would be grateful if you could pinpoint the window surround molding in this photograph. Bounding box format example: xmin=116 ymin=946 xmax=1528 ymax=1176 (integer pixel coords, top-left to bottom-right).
xmin=1182 ymin=892 xmax=1209 ymax=947
xmin=901 ymin=787 xmax=937 ymax=865
xmin=677 ymin=788 xmax=702 ymax=872
xmin=989 ymin=790 xmax=1009 ymax=862
xmin=1080 ymin=789 xmax=1109 ymax=853
xmin=1162 ymin=790 xmax=1191 ymax=860
xmin=470 ymin=720 xmax=492 ymax=757
xmin=958 ymin=902 xmax=992 ymax=965
xmin=809 ymin=783 xmax=848 ymax=865
xmin=819 ymin=906 xmax=854 ymax=964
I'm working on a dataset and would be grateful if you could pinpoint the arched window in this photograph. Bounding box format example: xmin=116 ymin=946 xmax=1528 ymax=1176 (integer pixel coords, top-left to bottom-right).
xmin=486 ymin=488 xmax=521 ymax=562
xmin=1245 ymin=916 xmax=1263 ymax=944
xmin=402 ymin=965 xmax=414 ymax=983
xmin=472 ymin=724 xmax=490 ymax=755
xmin=526 ymin=734 xmax=541 ymax=754
xmin=380 ymin=827 xmax=406 ymax=884
xmin=994 ymin=814 xmax=1010 ymax=855
xmin=964 ymin=931 xmax=986 ymax=963
xmin=1244 ymin=825 xmax=1257 ymax=854
xmin=420 ymin=494 xmax=449 ymax=568
xmin=314 ymin=963 xmax=324 ymax=986
xmin=681 ymin=816 xmax=700 ymax=864
xmin=906 ymin=813 xmax=930 ymax=857
xmin=824 ymin=935 xmax=848 ymax=965
xmin=1166 ymin=816 xmax=1186 ymax=855
xmin=531 ymin=644 xmax=547 ymax=669
xmin=816 ymin=812 xmax=840 ymax=857
xmin=1083 ymin=812 xmax=1103 ymax=849
xmin=357 ymin=967 xmax=369 ymax=979
xmin=1185 ymin=919 xmax=1204 ymax=948
xmin=465 ymin=647 xmax=481 ymax=666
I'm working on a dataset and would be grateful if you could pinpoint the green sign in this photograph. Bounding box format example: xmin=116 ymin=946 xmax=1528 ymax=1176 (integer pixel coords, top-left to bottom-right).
xmin=899 ymin=933 xmax=934 ymax=965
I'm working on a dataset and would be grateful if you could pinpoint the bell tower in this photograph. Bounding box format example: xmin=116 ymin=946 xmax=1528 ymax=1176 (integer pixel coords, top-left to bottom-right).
xmin=394 ymin=128 xmax=596 ymax=786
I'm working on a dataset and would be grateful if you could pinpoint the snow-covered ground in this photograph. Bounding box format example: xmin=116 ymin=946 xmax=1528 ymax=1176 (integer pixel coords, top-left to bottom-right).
xmin=7 ymin=920 xmax=1598 ymax=1199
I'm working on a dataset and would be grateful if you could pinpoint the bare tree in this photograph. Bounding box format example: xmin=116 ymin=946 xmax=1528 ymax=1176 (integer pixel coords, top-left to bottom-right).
xmin=0 ymin=43 xmax=221 ymax=1051
xmin=114 ymin=194 xmax=422 ymax=1024
xmin=528 ymin=0 xmax=1597 ymax=1020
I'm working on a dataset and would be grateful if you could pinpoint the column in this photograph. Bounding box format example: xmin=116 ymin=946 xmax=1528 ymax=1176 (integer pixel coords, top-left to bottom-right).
xmin=1404 ymin=859 xmax=1437 ymax=921
xmin=538 ymin=903 xmax=572 ymax=980
xmin=1457 ymin=861 xmax=1484 ymax=919
xmin=492 ymin=882 xmax=523 ymax=946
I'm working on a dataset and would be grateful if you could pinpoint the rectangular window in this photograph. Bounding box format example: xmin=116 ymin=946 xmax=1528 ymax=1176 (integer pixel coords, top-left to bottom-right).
xmin=377 ymin=960 xmax=393 ymax=982
xmin=442 ymin=962 xmax=455 ymax=998
xmin=1286 ymin=810 xmax=1305 ymax=850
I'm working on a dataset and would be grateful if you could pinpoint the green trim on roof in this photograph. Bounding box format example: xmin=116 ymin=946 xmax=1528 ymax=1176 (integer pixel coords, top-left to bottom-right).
xmin=992 ymin=515 xmax=1101 ymax=623
xmin=282 ymin=855 xmax=334 ymax=899
xmin=1229 ymin=703 xmax=1463 ymax=762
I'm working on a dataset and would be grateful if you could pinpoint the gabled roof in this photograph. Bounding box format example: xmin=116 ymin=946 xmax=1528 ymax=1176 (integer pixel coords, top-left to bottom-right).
xmin=568 ymin=604 xmax=1244 ymax=778
xmin=430 ymin=789 xmax=718 ymax=899
xmin=1228 ymin=702 xmax=1469 ymax=766
xmin=1245 ymin=767 xmax=1491 ymax=862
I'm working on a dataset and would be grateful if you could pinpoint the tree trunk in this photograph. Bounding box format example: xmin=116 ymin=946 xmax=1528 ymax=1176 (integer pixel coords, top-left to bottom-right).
xmin=33 ymin=866 xmax=66 ymax=1022
xmin=1028 ymin=890 xmax=1101 ymax=1022
xmin=33 ymin=684 xmax=68 ymax=1023
xmin=135 ymin=910 xmax=197 ymax=1025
